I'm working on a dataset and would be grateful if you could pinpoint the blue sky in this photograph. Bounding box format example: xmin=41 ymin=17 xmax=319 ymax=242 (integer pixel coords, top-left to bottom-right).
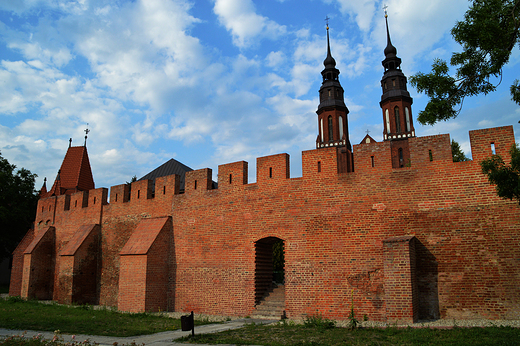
xmin=1 ymin=0 xmax=519 ymax=190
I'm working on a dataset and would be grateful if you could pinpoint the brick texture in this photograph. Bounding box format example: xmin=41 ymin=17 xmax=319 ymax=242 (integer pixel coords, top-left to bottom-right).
xmin=9 ymin=125 xmax=520 ymax=322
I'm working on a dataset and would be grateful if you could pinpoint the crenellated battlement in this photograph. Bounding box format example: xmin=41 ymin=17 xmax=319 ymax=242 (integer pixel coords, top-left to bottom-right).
xmin=33 ymin=126 xmax=517 ymax=219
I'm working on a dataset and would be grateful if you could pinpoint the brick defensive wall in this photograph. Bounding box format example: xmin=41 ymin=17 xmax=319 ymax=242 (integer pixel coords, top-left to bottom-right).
xmin=10 ymin=125 xmax=520 ymax=323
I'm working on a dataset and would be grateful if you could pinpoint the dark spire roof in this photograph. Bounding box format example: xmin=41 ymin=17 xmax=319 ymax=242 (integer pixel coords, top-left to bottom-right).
xmin=384 ymin=14 xmax=397 ymax=58
xmin=39 ymin=177 xmax=48 ymax=197
xmin=323 ymin=27 xmax=336 ymax=68
xmin=381 ymin=13 xmax=402 ymax=72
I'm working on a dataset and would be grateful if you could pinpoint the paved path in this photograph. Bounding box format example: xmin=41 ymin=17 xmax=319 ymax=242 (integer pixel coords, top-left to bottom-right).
xmin=0 ymin=319 xmax=277 ymax=346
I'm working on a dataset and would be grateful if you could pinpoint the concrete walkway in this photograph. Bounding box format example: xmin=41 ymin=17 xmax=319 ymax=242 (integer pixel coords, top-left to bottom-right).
xmin=0 ymin=318 xmax=277 ymax=346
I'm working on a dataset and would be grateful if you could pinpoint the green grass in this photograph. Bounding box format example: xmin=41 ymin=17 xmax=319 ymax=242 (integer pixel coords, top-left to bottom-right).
xmin=178 ymin=322 xmax=520 ymax=346
xmin=0 ymin=296 xmax=208 ymax=337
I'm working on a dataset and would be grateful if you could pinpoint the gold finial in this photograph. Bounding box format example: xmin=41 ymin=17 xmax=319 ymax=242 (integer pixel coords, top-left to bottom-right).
xmin=325 ymin=16 xmax=330 ymax=30
xmin=383 ymin=4 xmax=388 ymax=18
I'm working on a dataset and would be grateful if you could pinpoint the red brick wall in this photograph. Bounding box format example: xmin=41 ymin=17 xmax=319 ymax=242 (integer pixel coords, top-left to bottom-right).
xmin=145 ymin=219 xmax=171 ymax=312
xmin=118 ymin=255 xmax=147 ymax=312
xmin=118 ymin=217 xmax=172 ymax=312
xmin=57 ymin=224 xmax=100 ymax=305
xmin=9 ymin=229 xmax=35 ymax=296
xmin=383 ymin=236 xmax=418 ymax=323
xmin=11 ymin=125 xmax=520 ymax=322
xmin=21 ymin=227 xmax=55 ymax=300
xmin=100 ymin=176 xmax=178 ymax=307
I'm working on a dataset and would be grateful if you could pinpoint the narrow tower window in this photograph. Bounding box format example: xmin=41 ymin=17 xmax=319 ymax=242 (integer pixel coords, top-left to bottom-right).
xmin=429 ymin=150 xmax=433 ymax=162
xmin=398 ymin=148 xmax=404 ymax=167
xmin=229 ymin=174 xmax=232 ymax=184
xmin=394 ymin=107 xmax=401 ymax=133
xmin=405 ymin=107 xmax=411 ymax=132
xmin=371 ymin=156 xmax=375 ymax=167
xmin=328 ymin=116 xmax=333 ymax=142
xmin=194 ymin=180 xmax=197 ymax=190
xmin=385 ymin=109 xmax=390 ymax=133
xmin=320 ymin=119 xmax=324 ymax=142
xmin=269 ymin=167 xmax=273 ymax=178
xmin=491 ymin=143 xmax=496 ymax=155
xmin=339 ymin=116 xmax=344 ymax=140
xmin=317 ymin=161 xmax=322 ymax=173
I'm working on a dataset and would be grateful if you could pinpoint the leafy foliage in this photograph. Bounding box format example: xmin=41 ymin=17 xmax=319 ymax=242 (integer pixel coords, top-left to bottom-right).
xmin=410 ymin=0 xmax=520 ymax=125
xmin=0 ymin=152 xmax=39 ymax=261
xmin=272 ymin=239 xmax=284 ymax=272
xmin=303 ymin=315 xmax=336 ymax=330
xmin=481 ymin=144 xmax=520 ymax=203
xmin=451 ymin=140 xmax=470 ymax=162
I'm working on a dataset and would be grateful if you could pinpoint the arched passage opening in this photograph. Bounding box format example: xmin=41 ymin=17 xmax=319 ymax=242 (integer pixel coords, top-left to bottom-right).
xmin=254 ymin=237 xmax=284 ymax=305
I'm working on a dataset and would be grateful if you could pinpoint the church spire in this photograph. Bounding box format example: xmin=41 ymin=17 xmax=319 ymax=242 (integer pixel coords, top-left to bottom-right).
xmin=316 ymin=19 xmax=353 ymax=173
xmin=379 ymin=10 xmax=415 ymax=168
xmin=323 ymin=22 xmax=336 ymax=69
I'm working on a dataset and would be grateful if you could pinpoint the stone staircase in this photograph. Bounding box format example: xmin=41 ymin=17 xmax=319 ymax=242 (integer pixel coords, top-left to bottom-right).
xmin=250 ymin=284 xmax=285 ymax=319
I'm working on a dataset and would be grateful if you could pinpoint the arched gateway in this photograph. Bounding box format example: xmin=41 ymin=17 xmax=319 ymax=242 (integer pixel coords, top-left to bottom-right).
xmin=252 ymin=237 xmax=285 ymax=319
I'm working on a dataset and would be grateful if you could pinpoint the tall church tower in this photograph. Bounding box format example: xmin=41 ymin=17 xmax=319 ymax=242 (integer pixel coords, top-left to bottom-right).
xmin=316 ymin=23 xmax=353 ymax=173
xmin=380 ymin=12 xmax=415 ymax=168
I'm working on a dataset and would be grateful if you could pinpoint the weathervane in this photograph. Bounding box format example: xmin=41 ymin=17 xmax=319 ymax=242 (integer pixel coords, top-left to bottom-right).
xmin=325 ymin=16 xmax=330 ymax=30
xmin=84 ymin=123 xmax=90 ymax=147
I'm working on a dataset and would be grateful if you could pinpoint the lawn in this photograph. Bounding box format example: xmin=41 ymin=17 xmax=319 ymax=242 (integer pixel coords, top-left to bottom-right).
xmin=1 ymin=297 xmax=519 ymax=346
xmin=178 ymin=320 xmax=520 ymax=346
xmin=0 ymin=296 xmax=204 ymax=337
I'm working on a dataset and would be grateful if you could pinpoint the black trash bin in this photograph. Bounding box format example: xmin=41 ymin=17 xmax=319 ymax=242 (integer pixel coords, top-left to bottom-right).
xmin=181 ymin=311 xmax=194 ymax=335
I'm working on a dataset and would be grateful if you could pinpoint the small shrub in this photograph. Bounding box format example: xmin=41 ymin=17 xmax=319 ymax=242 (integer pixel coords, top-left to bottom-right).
xmin=303 ymin=315 xmax=335 ymax=330
xmin=6 ymin=296 xmax=25 ymax=304
xmin=347 ymin=289 xmax=359 ymax=330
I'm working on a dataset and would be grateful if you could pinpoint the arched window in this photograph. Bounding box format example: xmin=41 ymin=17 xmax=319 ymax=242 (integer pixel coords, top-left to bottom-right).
xmin=385 ymin=109 xmax=390 ymax=133
xmin=405 ymin=107 xmax=411 ymax=132
xmin=394 ymin=106 xmax=401 ymax=133
xmin=328 ymin=115 xmax=333 ymax=141
xmin=339 ymin=116 xmax=344 ymax=139
xmin=320 ymin=118 xmax=324 ymax=142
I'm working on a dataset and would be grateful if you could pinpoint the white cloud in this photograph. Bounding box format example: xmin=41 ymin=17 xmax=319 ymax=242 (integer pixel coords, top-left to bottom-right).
xmin=213 ymin=0 xmax=286 ymax=48
xmin=330 ymin=0 xmax=377 ymax=32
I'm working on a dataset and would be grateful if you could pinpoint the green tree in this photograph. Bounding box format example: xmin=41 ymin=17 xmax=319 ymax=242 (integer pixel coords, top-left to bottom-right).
xmin=481 ymin=144 xmax=520 ymax=204
xmin=451 ymin=139 xmax=470 ymax=162
xmin=0 ymin=152 xmax=39 ymax=261
xmin=410 ymin=0 xmax=520 ymax=125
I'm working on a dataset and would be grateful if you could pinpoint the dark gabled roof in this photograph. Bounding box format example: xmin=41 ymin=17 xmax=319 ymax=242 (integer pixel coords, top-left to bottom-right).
xmin=138 ymin=158 xmax=193 ymax=191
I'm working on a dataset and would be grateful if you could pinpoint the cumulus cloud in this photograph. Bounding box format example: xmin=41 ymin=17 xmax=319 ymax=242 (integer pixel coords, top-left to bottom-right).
xmin=330 ymin=0 xmax=377 ymax=32
xmin=213 ymin=0 xmax=286 ymax=48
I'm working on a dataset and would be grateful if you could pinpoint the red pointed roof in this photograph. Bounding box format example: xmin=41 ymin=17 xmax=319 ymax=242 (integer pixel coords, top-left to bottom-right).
xmin=42 ymin=146 xmax=95 ymax=198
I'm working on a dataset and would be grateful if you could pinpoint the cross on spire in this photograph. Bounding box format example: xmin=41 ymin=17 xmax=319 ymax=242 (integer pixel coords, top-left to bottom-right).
xmin=84 ymin=123 xmax=90 ymax=147
xmin=383 ymin=4 xmax=388 ymax=17
xmin=325 ymin=16 xmax=330 ymax=30
xmin=366 ymin=129 xmax=371 ymax=135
